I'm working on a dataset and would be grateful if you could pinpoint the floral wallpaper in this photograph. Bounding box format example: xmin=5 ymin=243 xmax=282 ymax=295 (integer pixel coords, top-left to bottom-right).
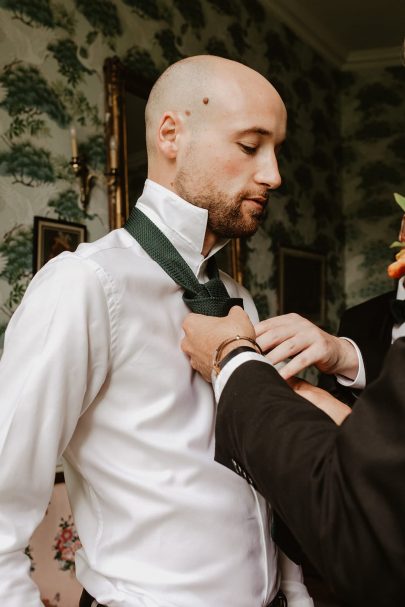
xmin=28 ymin=482 xmax=82 ymax=606
xmin=0 ymin=0 xmax=347 ymax=348
xmin=341 ymin=65 xmax=405 ymax=306
xmin=0 ymin=0 xmax=403 ymax=347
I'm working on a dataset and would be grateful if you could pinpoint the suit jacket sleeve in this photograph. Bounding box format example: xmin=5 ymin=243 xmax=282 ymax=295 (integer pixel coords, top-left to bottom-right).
xmin=215 ymin=338 xmax=405 ymax=607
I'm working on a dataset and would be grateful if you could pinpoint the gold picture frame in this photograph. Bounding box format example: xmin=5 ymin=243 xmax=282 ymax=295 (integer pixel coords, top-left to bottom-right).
xmin=33 ymin=216 xmax=87 ymax=274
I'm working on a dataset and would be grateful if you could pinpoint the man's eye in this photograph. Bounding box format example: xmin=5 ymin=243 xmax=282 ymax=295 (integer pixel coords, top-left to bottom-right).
xmin=239 ymin=143 xmax=257 ymax=155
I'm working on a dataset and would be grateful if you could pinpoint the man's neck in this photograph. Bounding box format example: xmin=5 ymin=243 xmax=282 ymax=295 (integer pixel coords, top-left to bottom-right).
xmin=202 ymin=231 xmax=218 ymax=257
xmin=144 ymin=178 xmax=226 ymax=259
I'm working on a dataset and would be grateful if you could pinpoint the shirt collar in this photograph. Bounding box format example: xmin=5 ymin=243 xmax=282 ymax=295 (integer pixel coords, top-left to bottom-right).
xmin=396 ymin=277 xmax=405 ymax=300
xmin=135 ymin=179 xmax=229 ymax=274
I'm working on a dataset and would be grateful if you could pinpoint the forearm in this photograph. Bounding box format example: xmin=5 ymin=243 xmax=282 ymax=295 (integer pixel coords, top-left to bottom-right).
xmin=288 ymin=378 xmax=351 ymax=425
xmin=216 ymin=347 xmax=405 ymax=606
xmin=216 ymin=361 xmax=337 ymax=572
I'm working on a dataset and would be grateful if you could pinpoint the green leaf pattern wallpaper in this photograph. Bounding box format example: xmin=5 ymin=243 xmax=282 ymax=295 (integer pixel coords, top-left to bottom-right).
xmin=0 ymin=0 xmax=404 ymax=350
xmin=341 ymin=67 xmax=405 ymax=306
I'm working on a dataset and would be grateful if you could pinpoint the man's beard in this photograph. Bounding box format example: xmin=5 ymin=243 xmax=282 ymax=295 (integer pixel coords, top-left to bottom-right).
xmin=206 ymin=192 xmax=267 ymax=238
xmin=174 ymin=171 xmax=268 ymax=239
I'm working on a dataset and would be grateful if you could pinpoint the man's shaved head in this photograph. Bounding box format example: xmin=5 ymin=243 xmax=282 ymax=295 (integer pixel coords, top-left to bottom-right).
xmin=145 ymin=56 xmax=213 ymax=154
xmin=144 ymin=55 xmax=287 ymax=254
xmin=145 ymin=55 xmax=282 ymax=157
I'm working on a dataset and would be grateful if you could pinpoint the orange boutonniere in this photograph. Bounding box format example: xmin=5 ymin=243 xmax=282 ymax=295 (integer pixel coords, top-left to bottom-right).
xmin=387 ymin=193 xmax=405 ymax=279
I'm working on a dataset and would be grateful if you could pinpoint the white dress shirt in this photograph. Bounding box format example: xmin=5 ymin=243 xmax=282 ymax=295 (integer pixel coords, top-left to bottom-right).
xmin=0 ymin=180 xmax=312 ymax=607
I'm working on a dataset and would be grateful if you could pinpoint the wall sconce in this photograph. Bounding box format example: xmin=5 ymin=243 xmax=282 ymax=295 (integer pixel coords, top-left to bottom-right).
xmin=69 ymin=125 xmax=120 ymax=214
xmin=69 ymin=126 xmax=96 ymax=211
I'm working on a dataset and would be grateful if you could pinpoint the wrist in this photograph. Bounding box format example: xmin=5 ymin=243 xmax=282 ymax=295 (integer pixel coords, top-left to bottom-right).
xmin=217 ymin=345 xmax=257 ymax=372
xmin=334 ymin=338 xmax=359 ymax=380
xmin=213 ymin=335 xmax=263 ymax=375
xmin=221 ymin=338 xmax=258 ymax=359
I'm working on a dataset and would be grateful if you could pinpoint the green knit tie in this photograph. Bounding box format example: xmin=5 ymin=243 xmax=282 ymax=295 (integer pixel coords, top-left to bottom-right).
xmin=124 ymin=206 xmax=243 ymax=317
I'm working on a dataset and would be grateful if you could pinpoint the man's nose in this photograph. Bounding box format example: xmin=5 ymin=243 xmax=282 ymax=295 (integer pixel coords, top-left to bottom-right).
xmin=255 ymin=152 xmax=282 ymax=190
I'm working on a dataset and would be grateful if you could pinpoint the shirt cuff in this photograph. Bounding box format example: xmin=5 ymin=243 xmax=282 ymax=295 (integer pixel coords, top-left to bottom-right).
xmin=279 ymin=551 xmax=314 ymax=607
xmin=213 ymin=351 xmax=271 ymax=402
xmin=280 ymin=586 xmax=314 ymax=607
xmin=335 ymin=337 xmax=366 ymax=390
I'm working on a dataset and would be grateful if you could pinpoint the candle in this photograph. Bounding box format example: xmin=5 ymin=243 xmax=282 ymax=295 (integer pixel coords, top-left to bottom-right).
xmin=110 ymin=135 xmax=117 ymax=170
xmin=70 ymin=126 xmax=78 ymax=158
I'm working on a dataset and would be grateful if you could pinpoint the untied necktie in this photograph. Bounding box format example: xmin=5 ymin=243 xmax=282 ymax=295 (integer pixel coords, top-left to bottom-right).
xmin=124 ymin=205 xmax=244 ymax=316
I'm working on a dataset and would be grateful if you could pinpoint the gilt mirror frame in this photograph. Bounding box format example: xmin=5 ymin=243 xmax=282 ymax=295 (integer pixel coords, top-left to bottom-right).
xmin=103 ymin=56 xmax=243 ymax=283
xmin=104 ymin=56 xmax=152 ymax=229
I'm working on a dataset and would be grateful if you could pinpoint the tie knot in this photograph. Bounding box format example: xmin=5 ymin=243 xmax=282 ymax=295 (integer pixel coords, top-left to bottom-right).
xmin=184 ymin=278 xmax=243 ymax=316
xmin=124 ymin=206 xmax=244 ymax=318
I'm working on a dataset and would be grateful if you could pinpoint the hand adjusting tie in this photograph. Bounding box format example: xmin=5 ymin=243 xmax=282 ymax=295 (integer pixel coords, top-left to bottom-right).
xmin=212 ymin=335 xmax=263 ymax=375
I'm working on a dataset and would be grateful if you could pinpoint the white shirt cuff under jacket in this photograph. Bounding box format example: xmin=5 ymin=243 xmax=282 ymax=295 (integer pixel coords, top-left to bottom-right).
xmin=213 ymin=351 xmax=271 ymax=401
xmin=279 ymin=551 xmax=314 ymax=606
xmin=335 ymin=337 xmax=366 ymax=390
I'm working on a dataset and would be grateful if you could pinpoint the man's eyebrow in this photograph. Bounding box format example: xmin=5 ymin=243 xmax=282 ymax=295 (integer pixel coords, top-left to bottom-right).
xmin=235 ymin=127 xmax=271 ymax=137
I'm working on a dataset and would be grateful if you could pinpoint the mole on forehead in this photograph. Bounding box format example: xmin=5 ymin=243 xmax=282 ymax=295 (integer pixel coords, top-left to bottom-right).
xmin=203 ymin=97 xmax=209 ymax=104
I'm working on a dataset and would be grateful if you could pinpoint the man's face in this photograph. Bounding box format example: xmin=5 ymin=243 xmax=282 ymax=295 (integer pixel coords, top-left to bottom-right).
xmin=173 ymin=85 xmax=286 ymax=240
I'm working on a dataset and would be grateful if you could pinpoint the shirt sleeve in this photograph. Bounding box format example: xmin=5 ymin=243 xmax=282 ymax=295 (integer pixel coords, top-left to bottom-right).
xmin=213 ymin=351 xmax=270 ymax=401
xmin=335 ymin=337 xmax=366 ymax=390
xmin=0 ymin=255 xmax=113 ymax=606
xmin=278 ymin=550 xmax=314 ymax=607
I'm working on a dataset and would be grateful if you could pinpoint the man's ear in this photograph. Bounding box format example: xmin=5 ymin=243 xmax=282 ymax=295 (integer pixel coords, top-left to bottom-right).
xmin=157 ymin=111 xmax=181 ymax=159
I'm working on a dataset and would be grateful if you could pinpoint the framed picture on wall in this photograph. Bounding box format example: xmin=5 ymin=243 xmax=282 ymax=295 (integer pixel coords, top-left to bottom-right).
xmin=33 ymin=216 xmax=87 ymax=274
xmin=279 ymin=247 xmax=326 ymax=326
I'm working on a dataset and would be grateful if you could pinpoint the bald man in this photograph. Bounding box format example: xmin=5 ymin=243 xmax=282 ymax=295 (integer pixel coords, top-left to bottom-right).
xmin=0 ymin=56 xmax=313 ymax=607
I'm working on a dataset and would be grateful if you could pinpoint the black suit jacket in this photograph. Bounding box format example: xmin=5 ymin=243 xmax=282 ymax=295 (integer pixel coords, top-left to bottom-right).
xmin=215 ymin=338 xmax=405 ymax=607
xmin=319 ymin=291 xmax=396 ymax=404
